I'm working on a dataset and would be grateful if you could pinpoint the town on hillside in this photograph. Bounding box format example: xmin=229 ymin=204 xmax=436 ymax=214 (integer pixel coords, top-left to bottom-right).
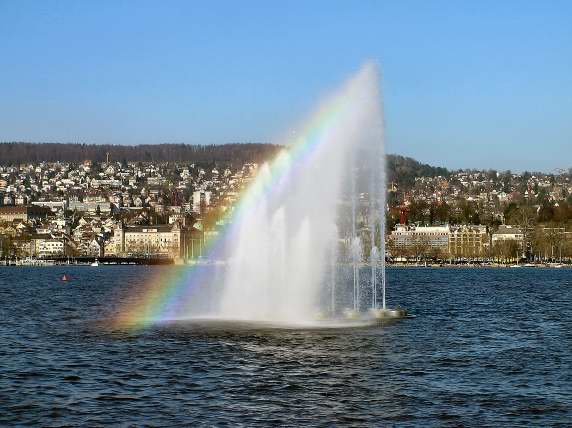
xmin=0 ymin=158 xmax=258 ymax=264
xmin=383 ymin=168 xmax=572 ymax=264
xmin=0 ymin=154 xmax=571 ymax=265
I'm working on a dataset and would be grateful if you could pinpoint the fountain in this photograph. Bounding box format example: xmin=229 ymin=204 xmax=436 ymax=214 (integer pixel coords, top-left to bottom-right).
xmin=214 ymin=62 xmax=407 ymax=325
xmin=113 ymin=62 xmax=409 ymax=331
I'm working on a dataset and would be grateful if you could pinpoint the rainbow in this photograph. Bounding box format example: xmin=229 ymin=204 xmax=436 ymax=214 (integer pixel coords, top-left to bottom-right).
xmin=112 ymin=82 xmax=353 ymax=330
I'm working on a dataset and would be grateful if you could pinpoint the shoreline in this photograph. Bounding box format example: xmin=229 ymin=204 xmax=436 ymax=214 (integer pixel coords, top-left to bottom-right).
xmin=1 ymin=260 xmax=570 ymax=269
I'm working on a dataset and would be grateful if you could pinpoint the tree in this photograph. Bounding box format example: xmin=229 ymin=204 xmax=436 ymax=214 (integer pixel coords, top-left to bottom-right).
xmin=563 ymin=238 xmax=572 ymax=260
xmin=503 ymin=203 xmax=519 ymax=223
xmin=433 ymin=203 xmax=451 ymax=224
xmin=0 ymin=235 xmax=12 ymax=257
xmin=498 ymin=240 xmax=519 ymax=263
xmin=508 ymin=206 xmax=536 ymax=259
xmin=532 ymin=226 xmax=549 ymax=260
xmin=407 ymin=200 xmax=430 ymax=224
xmin=411 ymin=235 xmax=431 ymax=261
xmin=429 ymin=245 xmax=446 ymax=261
xmin=386 ymin=237 xmax=399 ymax=259
xmin=545 ymin=223 xmax=565 ymax=261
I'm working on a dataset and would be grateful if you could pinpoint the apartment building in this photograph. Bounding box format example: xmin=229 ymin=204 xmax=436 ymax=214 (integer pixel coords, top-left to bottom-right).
xmin=390 ymin=224 xmax=450 ymax=252
xmin=106 ymin=221 xmax=201 ymax=259
xmin=449 ymin=225 xmax=489 ymax=257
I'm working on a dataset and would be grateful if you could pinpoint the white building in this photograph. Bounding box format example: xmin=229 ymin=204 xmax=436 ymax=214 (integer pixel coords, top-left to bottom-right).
xmin=390 ymin=224 xmax=450 ymax=251
xmin=492 ymin=225 xmax=523 ymax=245
xmin=106 ymin=222 xmax=196 ymax=259
xmin=192 ymin=191 xmax=201 ymax=213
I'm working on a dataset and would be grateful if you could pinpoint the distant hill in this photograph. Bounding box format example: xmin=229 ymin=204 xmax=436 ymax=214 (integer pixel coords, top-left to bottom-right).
xmin=386 ymin=154 xmax=450 ymax=187
xmin=0 ymin=142 xmax=282 ymax=166
xmin=0 ymin=142 xmax=449 ymax=184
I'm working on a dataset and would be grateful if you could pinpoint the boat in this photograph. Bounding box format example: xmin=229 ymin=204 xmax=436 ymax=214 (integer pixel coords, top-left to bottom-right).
xmin=61 ymin=273 xmax=70 ymax=282
xmin=90 ymin=260 xmax=99 ymax=267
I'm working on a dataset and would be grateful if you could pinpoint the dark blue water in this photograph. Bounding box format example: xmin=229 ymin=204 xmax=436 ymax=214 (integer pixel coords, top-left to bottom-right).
xmin=1 ymin=266 xmax=571 ymax=427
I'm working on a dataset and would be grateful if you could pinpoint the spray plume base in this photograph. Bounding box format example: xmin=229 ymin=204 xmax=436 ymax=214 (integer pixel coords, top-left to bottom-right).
xmin=138 ymin=316 xmax=385 ymax=330
xmin=368 ymin=307 xmax=410 ymax=319
xmin=340 ymin=307 xmax=411 ymax=321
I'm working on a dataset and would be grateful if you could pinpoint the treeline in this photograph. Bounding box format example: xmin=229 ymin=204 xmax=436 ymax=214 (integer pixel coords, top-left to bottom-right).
xmin=391 ymin=199 xmax=572 ymax=228
xmin=0 ymin=142 xmax=283 ymax=165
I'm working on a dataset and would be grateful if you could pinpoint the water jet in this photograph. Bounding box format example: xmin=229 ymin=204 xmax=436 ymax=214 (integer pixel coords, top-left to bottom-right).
xmin=216 ymin=62 xmax=409 ymax=325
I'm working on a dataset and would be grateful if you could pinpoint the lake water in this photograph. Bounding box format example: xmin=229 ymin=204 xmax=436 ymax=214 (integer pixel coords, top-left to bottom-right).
xmin=1 ymin=266 xmax=571 ymax=426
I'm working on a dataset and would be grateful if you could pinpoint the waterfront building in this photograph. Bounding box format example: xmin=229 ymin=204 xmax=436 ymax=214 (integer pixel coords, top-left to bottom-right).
xmin=107 ymin=221 xmax=203 ymax=259
xmin=449 ymin=225 xmax=489 ymax=257
xmin=390 ymin=224 xmax=450 ymax=252
xmin=37 ymin=238 xmax=70 ymax=257
xmin=389 ymin=224 xmax=490 ymax=258
xmin=492 ymin=225 xmax=524 ymax=246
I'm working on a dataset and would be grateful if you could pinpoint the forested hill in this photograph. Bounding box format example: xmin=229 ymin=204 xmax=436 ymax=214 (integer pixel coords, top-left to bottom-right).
xmin=386 ymin=154 xmax=450 ymax=187
xmin=0 ymin=142 xmax=282 ymax=165
xmin=0 ymin=142 xmax=450 ymax=183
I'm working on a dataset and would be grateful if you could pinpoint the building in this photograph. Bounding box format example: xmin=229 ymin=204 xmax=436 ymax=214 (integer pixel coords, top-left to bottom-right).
xmin=492 ymin=225 xmax=523 ymax=246
xmin=11 ymin=237 xmax=34 ymax=257
xmin=32 ymin=234 xmax=74 ymax=258
xmin=68 ymin=200 xmax=112 ymax=213
xmin=192 ymin=191 xmax=201 ymax=213
xmin=75 ymin=237 xmax=104 ymax=257
xmin=37 ymin=239 xmax=67 ymax=257
xmin=31 ymin=201 xmax=68 ymax=211
xmin=449 ymin=225 xmax=489 ymax=257
xmin=0 ymin=206 xmax=49 ymax=223
xmin=389 ymin=224 xmax=491 ymax=258
xmin=491 ymin=225 xmax=525 ymax=258
xmin=389 ymin=224 xmax=450 ymax=255
xmin=107 ymin=221 xmax=202 ymax=259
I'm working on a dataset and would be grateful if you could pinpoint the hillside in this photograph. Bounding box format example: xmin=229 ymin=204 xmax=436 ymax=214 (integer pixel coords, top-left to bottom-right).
xmin=386 ymin=154 xmax=450 ymax=187
xmin=0 ymin=142 xmax=449 ymax=185
xmin=0 ymin=142 xmax=282 ymax=166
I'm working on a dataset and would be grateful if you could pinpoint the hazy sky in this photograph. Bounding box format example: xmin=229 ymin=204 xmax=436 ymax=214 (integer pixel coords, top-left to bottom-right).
xmin=1 ymin=1 xmax=570 ymax=171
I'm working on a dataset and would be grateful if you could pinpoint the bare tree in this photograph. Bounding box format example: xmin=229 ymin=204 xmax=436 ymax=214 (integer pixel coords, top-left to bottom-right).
xmin=509 ymin=206 xmax=535 ymax=259
xmin=532 ymin=226 xmax=548 ymax=260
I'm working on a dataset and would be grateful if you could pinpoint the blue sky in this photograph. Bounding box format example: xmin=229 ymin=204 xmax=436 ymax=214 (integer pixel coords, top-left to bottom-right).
xmin=1 ymin=1 xmax=570 ymax=171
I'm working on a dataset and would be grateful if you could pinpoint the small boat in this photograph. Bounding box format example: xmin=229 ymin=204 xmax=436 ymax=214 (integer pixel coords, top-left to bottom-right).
xmin=91 ymin=260 xmax=99 ymax=267
xmin=61 ymin=273 xmax=70 ymax=282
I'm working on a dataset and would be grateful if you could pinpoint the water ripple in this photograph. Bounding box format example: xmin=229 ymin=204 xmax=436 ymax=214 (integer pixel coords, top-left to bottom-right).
xmin=1 ymin=266 xmax=571 ymax=426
